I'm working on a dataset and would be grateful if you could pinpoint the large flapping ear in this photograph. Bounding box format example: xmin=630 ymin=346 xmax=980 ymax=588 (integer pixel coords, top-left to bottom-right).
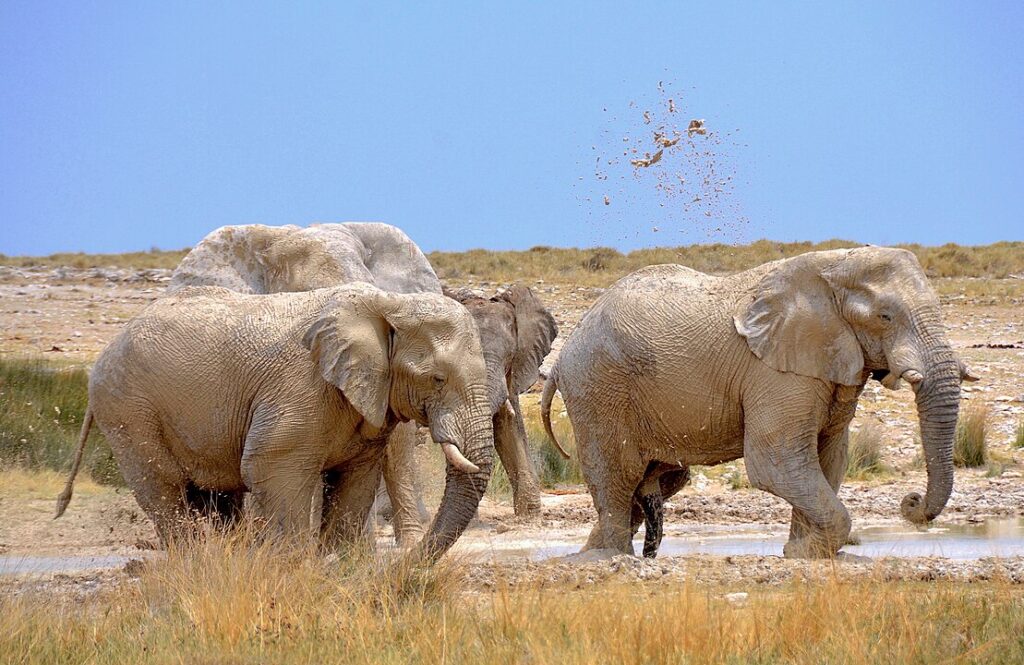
xmin=733 ymin=253 xmax=864 ymax=386
xmin=303 ymin=289 xmax=395 ymax=428
xmin=495 ymin=285 xmax=558 ymax=395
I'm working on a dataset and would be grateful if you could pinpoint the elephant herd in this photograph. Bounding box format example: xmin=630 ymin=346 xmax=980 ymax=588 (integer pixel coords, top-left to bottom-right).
xmin=56 ymin=224 xmax=974 ymax=561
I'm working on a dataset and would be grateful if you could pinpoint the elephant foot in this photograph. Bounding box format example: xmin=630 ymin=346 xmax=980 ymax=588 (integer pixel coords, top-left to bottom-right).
xmin=558 ymin=548 xmax=629 ymax=564
xmin=393 ymin=524 xmax=426 ymax=547
xmin=782 ymin=537 xmax=841 ymax=559
xmin=834 ymin=551 xmax=872 ymax=563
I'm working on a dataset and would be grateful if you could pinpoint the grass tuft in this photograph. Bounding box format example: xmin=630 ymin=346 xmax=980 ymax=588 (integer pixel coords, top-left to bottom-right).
xmin=1013 ymin=419 xmax=1024 ymax=449
xmin=954 ymin=405 xmax=988 ymax=468
xmin=846 ymin=425 xmax=889 ymax=480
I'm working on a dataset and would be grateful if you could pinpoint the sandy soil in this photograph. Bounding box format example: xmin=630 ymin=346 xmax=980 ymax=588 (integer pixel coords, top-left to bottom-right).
xmin=2 ymin=265 xmax=1024 ymax=590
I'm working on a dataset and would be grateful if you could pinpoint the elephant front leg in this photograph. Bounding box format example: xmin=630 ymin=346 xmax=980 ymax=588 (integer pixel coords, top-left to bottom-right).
xmin=744 ymin=431 xmax=851 ymax=559
xmin=381 ymin=422 xmax=427 ymax=546
xmin=321 ymin=454 xmax=384 ymax=549
xmin=494 ymin=399 xmax=542 ymax=518
xmin=789 ymin=429 xmax=851 ymax=550
xmin=241 ymin=427 xmax=321 ymax=540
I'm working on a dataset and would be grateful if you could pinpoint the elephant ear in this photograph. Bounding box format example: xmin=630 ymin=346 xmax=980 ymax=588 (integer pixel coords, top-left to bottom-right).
xmin=495 ymin=285 xmax=558 ymax=395
xmin=733 ymin=255 xmax=864 ymax=386
xmin=303 ymin=290 xmax=395 ymax=429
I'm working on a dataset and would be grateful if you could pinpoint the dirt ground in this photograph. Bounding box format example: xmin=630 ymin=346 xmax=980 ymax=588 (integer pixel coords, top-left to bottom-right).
xmin=2 ymin=265 xmax=1024 ymax=589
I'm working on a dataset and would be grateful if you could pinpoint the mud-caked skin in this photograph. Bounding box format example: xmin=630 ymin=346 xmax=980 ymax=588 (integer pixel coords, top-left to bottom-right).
xmin=57 ymin=283 xmax=494 ymax=560
xmin=543 ymin=247 xmax=976 ymax=559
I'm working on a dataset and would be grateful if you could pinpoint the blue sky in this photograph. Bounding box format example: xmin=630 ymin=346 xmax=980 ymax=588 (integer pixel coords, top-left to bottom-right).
xmin=2 ymin=2 xmax=1021 ymax=255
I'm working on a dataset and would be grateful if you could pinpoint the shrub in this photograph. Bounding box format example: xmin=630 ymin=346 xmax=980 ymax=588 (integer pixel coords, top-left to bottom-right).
xmin=953 ymin=405 xmax=988 ymax=468
xmin=846 ymin=425 xmax=889 ymax=480
xmin=1014 ymin=419 xmax=1024 ymax=449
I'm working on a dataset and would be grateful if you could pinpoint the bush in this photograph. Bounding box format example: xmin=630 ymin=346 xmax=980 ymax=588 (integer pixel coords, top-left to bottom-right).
xmin=954 ymin=405 xmax=988 ymax=468
xmin=846 ymin=425 xmax=889 ymax=480
xmin=0 ymin=358 xmax=121 ymax=484
xmin=1014 ymin=419 xmax=1024 ymax=449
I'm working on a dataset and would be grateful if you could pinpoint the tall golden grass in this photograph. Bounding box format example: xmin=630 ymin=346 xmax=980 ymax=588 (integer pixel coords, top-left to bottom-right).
xmin=2 ymin=526 xmax=1022 ymax=663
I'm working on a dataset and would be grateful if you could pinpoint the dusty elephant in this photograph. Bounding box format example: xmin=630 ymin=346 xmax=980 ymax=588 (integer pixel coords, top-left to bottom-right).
xmin=542 ymin=247 xmax=976 ymax=559
xmin=169 ymin=222 xmax=557 ymax=541
xmin=56 ymin=282 xmax=493 ymax=560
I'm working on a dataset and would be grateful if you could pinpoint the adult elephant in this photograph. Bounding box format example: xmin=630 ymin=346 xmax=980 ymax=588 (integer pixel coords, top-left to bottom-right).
xmin=169 ymin=223 xmax=557 ymax=541
xmin=57 ymin=283 xmax=493 ymax=560
xmin=542 ymin=247 xmax=976 ymax=559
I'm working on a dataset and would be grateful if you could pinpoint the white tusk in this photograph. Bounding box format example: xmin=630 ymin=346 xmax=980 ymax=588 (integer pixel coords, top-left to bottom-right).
xmin=902 ymin=369 xmax=924 ymax=385
xmin=880 ymin=372 xmax=903 ymax=391
xmin=441 ymin=443 xmax=480 ymax=473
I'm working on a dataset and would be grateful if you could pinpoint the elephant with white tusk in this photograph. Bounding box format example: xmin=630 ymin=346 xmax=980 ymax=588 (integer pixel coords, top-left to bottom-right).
xmin=166 ymin=222 xmax=557 ymax=543
xmin=542 ymin=247 xmax=976 ymax=559
xmin=56 ymin=282 xmax=494 ymax=560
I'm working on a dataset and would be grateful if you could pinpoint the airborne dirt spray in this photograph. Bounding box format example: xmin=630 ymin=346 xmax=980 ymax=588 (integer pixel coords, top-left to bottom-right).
xmin=575 ymin=79 xmax=750 ymax=248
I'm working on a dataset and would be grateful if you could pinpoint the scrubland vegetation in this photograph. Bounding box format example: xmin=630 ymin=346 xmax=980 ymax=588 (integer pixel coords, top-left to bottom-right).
xmin=2 ymin=526 xmax=1023 ymax=664
xmin=954 ymin=405 xmax=990 ymax=469
xmin=4 ymin=240 xmax=1024 ymax=285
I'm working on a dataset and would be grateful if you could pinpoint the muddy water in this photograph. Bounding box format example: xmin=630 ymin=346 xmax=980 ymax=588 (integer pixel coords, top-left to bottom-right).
xmin=486 ymin=519 xmax=1024 ymax=562
xmin=3 ymin=520 xmax=1023 ymax=576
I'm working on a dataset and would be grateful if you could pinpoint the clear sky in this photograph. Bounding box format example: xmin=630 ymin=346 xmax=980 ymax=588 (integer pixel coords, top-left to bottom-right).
xmin=2 ymin=2 xmax=1022 ymax=256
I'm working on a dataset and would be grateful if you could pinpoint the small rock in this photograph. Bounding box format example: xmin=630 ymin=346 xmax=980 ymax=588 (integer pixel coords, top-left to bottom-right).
xmin=724 ymin=592 xmax=748 ymax=607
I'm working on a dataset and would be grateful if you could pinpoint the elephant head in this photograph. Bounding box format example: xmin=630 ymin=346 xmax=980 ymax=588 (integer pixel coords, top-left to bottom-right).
xmin=443 ymin=285 xmax=558 ymax=415
xmin=735 ymin=247 xmax=974 ymax=525
xmin=303 ymin=284 xmax=493 ymax=558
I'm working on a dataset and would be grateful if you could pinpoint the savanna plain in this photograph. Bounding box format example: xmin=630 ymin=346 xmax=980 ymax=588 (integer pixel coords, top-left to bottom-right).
xmin=2 ymin=240 xmax=1024 ymax=663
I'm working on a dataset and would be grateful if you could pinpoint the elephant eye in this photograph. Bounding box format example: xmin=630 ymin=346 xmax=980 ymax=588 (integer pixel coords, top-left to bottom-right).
xmin=878 ymin=313 xmax=893 ymax=323
xmin=432 ymin=374 xmax=446 ymax=389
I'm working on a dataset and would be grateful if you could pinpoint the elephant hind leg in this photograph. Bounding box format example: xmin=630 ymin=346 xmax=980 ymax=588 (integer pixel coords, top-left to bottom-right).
xmin=577 ymin=423 xmax=647 ymax=555
xmin=634 ymin=463 xmax=690 ymax=558
xmin=103 ymin=416 xmax=193 ymax=545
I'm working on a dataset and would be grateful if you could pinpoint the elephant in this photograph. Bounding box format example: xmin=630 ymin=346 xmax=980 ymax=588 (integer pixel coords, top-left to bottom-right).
xmin=168 ymin=222 xmax=557 ymax=542
xmin=542 ymin=247 xmax=977 ymax=559
xmin=56 ymin=282 xmax=494 ymax=560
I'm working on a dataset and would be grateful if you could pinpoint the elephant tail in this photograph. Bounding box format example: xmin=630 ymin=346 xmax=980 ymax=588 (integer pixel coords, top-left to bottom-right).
xmin=55 ymin=405 xmax=93 ymax=519
xmin=540 ymin=368 xmax=570 ymax=459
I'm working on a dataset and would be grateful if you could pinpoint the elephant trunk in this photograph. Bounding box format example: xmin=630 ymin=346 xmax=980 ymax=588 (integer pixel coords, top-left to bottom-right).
xmin=417 ymin=409 xmax=494 ymax=561
xmin=900 ymin=346 xmax=961 ymax=525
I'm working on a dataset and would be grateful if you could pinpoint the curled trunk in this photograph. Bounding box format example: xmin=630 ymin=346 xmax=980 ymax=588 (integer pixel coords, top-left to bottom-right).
xmin=901 ymin=354 xmax=960 ymax=524
xmin=416 ymin=416 xmax=494 ymax=561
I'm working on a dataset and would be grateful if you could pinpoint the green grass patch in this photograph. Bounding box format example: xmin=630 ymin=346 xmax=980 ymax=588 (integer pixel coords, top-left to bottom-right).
xmin=0 ymin=357 xmax=121 ymax=484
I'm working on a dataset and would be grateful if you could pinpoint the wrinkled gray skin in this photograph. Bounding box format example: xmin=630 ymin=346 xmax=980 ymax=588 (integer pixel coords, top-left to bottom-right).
xmin=543 ymin=248 xmax=976 ymax=559
xmin=443 ymin=286 xmax=558 ymax=517
xmin=57 ymin=283 xmax=493 ymax=560
xmin=169 ymin=223 xmax=557 ymax=543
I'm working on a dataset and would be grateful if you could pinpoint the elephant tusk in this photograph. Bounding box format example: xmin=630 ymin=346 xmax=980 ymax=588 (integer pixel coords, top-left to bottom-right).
xmin=880 ymin=372 xmax=903 ymax=391
xmin=441 ymin=443 xmax=480 ymax=474
xmin=902 ymin=369 xmax=924 ymax=385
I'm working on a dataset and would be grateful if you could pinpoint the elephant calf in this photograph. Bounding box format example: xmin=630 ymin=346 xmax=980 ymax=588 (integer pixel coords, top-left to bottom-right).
xmin=543 ymin=247 xmax=976 ymax=559
xmin=56 ymin=282 xmax=494 ymax=560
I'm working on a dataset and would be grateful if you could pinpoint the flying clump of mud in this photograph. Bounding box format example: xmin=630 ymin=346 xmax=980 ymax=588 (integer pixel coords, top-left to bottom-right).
xmin=577 ymin=80 xmax=748 ymax=244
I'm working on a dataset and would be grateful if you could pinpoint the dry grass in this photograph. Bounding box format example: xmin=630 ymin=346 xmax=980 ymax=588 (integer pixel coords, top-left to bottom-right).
xmin=846 ymin=425 xmax=890 ymax=480
xmin=1014 ymin=419 xmax=1024 ymax=450
xmin=5 ymin=241 xmax=1024 ymax=284
xmin=0 ymin=467 xmax=103 ymax=500
xmin=954 ymin=405 xmax=989 ymax=468
xmin=2 ymin=526 xmax=1023 ymax=663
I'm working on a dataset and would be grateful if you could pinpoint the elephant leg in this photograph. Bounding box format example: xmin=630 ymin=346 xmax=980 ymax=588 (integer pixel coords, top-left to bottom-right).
xmin=494 ymin=399 xmax=542 ymax=518
xmin=321 ymin=453 xmax=384 ymax=549
xmin=381 ymin=422 xmax=426 ymax=546
xmin=578 ymin=423 xmax=646 ymax=555
xmin=632 ymin=463 xmax=690 ymax=558
xmin=789 ymin=430 xmax=850 ymax=548
xmin=240 ymin=418 xmax=321 ymax=540
xmin=104 ymin=419 xmax=194 ymax=545
xmin=744 ymin=431 xmax=851 ymax=559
